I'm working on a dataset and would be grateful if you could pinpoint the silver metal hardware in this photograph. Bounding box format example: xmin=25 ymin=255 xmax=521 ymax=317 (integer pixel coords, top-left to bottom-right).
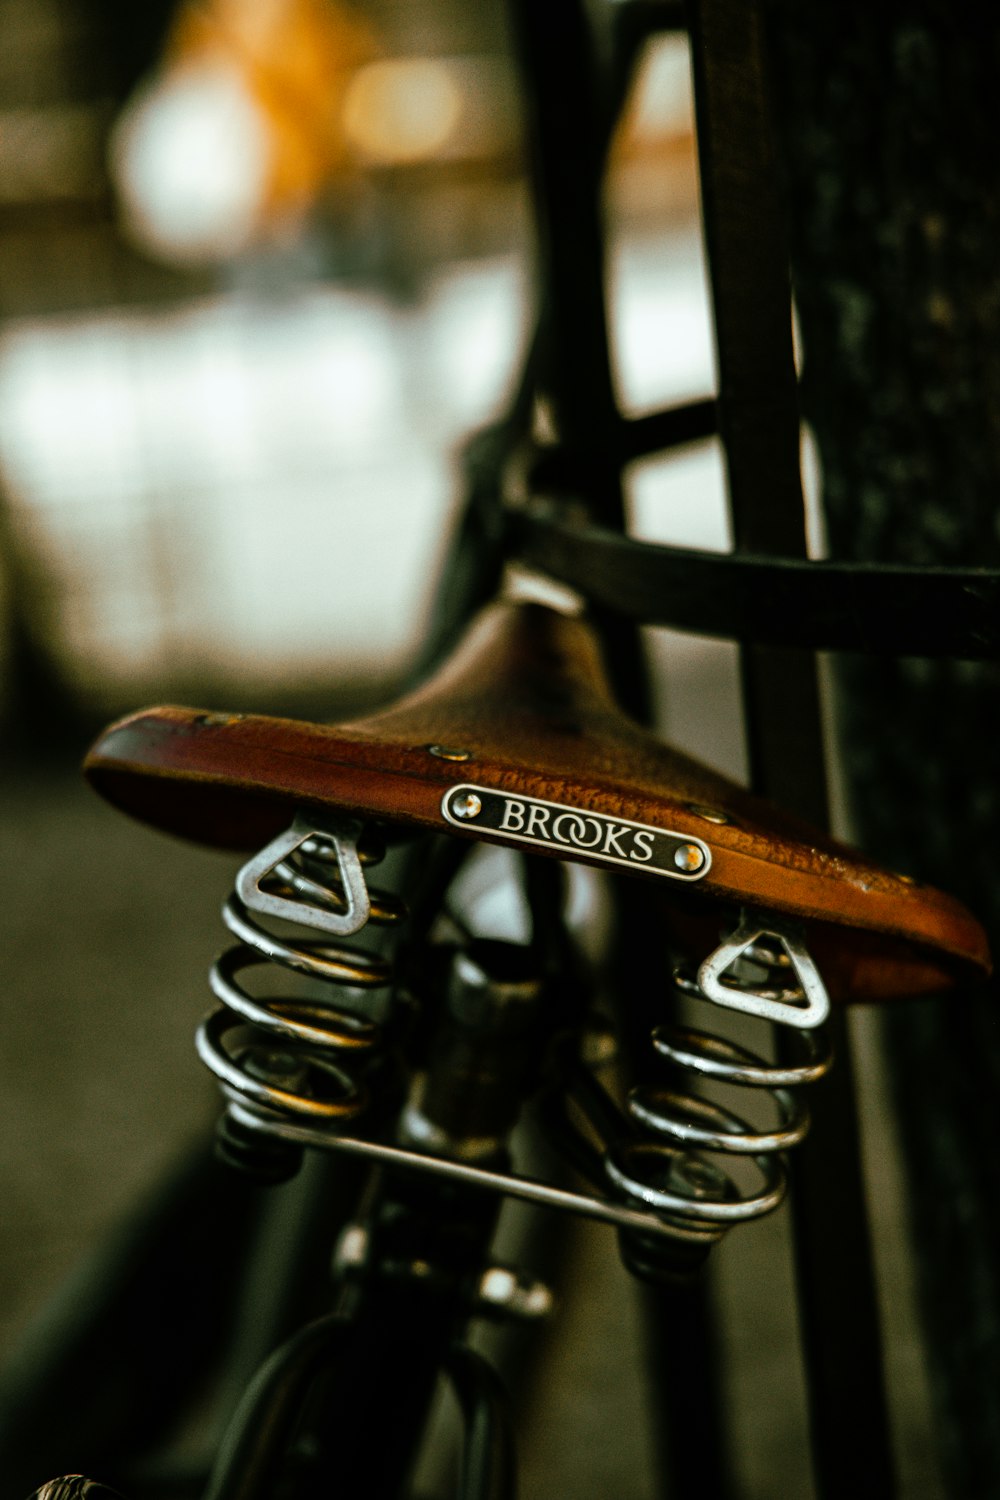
xmin=196 ymin=711 xmax=245 ymax=728
xmin=441 ymin=785 xmax=712 ymax=882
xmin=447 ymin=943 xmax=542 ymax=1028
xmin=450 ymin=792 xmax=483 ymax=820
xmin=197 ymin=814 xmax=400 ymax=1133
xmin=674 ymin=843 xmax=706 ymax=872
xmin=219 ymin=1096 xmax=746 ymax=1242
xmin=474 ymin=1265 xmax=554 ymax=1320
xmin=198 ymin=820 xmax=829 ymax=1255
xmin=397 ymin=1102 xmax=507 ymax=1163
xmin=580 ymin=1018 xmax=618 ymax=1068
xmin=606 ymin=909 xmax=833 ymax=1238
xmin=428 ymin=744 xmax=473 ymax=762
xmin=332 ymin=1222 xmax=371 ymax=1275
xmin=235 ymin=812 xmax=372 ymax=936
xmin=697 ymin=911 xmax=830 ymax=1027
xmin=197 ymin=829 xmax=791 ymax=1242
xmin=399 ymin=940 xmax=545 ymax=1163
xmin=685 ymin=802 xmax=733 ymax=825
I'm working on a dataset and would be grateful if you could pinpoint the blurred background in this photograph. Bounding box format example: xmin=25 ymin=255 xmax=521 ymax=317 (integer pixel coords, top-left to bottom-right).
xmin=0 ymin=2 xmax=940 ymax=1496
xmin=0 ymin=0 xmax=726 ymax=736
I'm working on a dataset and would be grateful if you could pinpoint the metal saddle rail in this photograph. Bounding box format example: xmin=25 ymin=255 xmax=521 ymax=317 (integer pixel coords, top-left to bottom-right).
xmin=84 ymin=597 xmax=990 ymax=1006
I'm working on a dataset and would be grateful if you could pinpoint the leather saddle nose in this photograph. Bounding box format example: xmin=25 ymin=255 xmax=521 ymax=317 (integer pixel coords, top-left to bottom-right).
xmin=85 ymin=599 xmax=992 ymax=1003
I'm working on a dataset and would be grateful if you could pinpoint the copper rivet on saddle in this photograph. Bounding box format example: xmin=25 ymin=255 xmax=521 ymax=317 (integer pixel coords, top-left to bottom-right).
xmin=685 ymin=802 xmax=732 ymax=825
xmin=451 ymin=792 xmax=483 ymax=819
xmin=196 ymin=712 xmax=244 ymax=728
xmin=427 ymin=744 xmax=473 ymax=762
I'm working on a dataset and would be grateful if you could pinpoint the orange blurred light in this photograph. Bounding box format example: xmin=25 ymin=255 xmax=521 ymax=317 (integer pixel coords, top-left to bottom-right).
xmin=342 ymin=58 xmax=463 ymax=165
xmin=170 ymin=0 xmax=375 ymax=213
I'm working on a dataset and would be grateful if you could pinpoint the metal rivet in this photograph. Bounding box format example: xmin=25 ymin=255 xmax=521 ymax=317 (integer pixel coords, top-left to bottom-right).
xmin=197 ymin=712 xmax=244 ymax=728
xmin=685 ymin=802 xmax=731 ymax=825
xmin=895 ymin=872 xmax=919 ymax=886
xmin=451 ymin=792 xmax=482 ymax=820
xmin=674 ymin=1156 xmax=726 ymax=1198
xmin=476 ymin=1265 xmax=554 ymax=1320
xmin=428 ymin=744 xmax=472 ymax=762
xmin=674 ymin=843 xmax=706 ymax=873
xmin=333 ymin=1222 xmax=370 ymax=1272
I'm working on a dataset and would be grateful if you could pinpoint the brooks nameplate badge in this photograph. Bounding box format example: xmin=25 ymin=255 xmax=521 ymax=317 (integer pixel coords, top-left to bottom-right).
xmin=441 ymin=785 xmax=711 ymax=881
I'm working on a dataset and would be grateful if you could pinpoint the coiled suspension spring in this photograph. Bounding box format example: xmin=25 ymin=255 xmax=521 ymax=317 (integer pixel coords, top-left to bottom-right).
xmin=605 ymin=911 xmax=833 ymax=1254
xmin=196 ymin=812 xmax=404 ymax=1173
xmin=196 ymin=818 xmax=834 ymax=1263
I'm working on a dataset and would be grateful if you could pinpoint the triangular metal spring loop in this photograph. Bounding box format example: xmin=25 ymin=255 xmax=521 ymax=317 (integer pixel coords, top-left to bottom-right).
xmin=235 ymin=811 xmax=371 ymax=937
xmin=697 ymin=910 xmax=830 ymax=1030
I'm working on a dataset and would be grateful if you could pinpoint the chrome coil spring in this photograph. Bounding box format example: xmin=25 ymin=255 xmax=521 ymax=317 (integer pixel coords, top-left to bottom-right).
xmin=196 ymin=812 xmax=405 ymax=1142
xmin=605 ymin=911 xmax=833 ymax=1246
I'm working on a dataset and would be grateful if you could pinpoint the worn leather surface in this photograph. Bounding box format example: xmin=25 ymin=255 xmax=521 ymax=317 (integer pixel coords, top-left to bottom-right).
xmin=85 ymin=600 xmax=991 ymax=1000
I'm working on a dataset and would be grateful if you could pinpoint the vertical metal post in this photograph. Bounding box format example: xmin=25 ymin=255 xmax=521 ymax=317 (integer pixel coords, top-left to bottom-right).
xmin=506 ymin=0 xmax=652 ymax=723
xmin=685 ymin=0 xmax=897 ymax=1492
xmin=612 ymin=880 xmax=738 ymax=1500
xmin=505 ymin=0 xmax=623 ymax=526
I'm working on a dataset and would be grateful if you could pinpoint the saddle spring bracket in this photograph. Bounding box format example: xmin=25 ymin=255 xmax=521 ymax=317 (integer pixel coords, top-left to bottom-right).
xmin=196 ymin=811 xmax=404 ymax=1181
xmin=196 ymin=814 xmax=835 ymax=1259
xmin=605 ymin=911 xmax=834 ymax=1265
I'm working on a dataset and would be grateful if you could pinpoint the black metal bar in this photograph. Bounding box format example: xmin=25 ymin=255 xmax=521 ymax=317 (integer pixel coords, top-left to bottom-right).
xmin=448 ymin=1347 xmax=518 ymax=1500
xmin=621 ymin=398 xmax=718 ymax=460
xmin=608 ymin=879 xmax=739 ymax=1500
xmin=202 ymin=1315 xmax=348 ymax=1500
xmin=512 ymin=505 xmax=1000 ymax=658
xmin=685 ymin=0 xmax=803 ymax=541
xmin=303 ymin=1163 xmax=506 ymax=1500
xmin=506 ymin=0 xmax=655 ymax=723
xmin=685 ymin=0 xmax=897 ymax=1495
xmin=528 ymin=400 xmax=719 ymax=493
xmin=638 ymin=1279 xmax=738 ymax=1500
xmin=506 ymin=0 xmax=623 ymax=529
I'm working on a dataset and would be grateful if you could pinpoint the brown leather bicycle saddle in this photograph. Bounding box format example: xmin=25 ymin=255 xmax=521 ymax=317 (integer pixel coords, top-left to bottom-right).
xmin=85 ymin=599 xmax=991 ymax=1002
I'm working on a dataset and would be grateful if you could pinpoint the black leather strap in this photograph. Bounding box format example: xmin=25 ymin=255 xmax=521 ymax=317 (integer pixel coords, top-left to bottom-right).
xmin=513 ymin=503 xmax=1000 ymax=659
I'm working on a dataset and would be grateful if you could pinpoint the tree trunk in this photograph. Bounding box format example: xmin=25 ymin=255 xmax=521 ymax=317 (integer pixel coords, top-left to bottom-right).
xmin=765 ymin=5 xmax=1000 ymax=1492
